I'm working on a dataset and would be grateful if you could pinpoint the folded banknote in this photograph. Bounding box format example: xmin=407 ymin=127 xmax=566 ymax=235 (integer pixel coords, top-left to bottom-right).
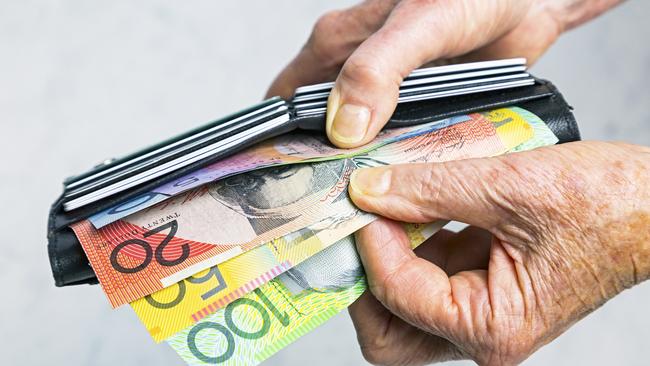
xmin=71 ymin=109 xmax=533 ymax=307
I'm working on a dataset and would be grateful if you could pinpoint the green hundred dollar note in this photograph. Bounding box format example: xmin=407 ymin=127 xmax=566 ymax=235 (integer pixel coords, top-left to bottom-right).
xmin=167 ymin=221 xmax=447 ymax=366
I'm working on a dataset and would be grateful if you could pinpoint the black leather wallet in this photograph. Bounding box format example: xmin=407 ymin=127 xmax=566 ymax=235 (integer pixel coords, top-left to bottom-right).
xmin=47 ymin=62 xmax=581 ymax=288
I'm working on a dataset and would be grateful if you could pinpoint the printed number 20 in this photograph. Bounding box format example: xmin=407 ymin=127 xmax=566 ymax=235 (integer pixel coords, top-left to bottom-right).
xmin=109 ymin=220 xmax=190 ymax=274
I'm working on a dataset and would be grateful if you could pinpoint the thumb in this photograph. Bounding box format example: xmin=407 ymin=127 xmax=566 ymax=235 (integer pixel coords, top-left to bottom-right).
xmin=325 ymin=5 xmax=442 ymax=148
xmin=349 ymin=157 xmax=514 ymax=231
xmin=325 ymin=0 xmax=531 ymax=148
xmin=324 ymin=39 xmax=411 ymax=148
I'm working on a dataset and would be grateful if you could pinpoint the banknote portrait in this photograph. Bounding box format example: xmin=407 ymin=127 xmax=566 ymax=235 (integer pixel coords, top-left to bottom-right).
xmin=207 ymin=159 xmax=349 ymax=234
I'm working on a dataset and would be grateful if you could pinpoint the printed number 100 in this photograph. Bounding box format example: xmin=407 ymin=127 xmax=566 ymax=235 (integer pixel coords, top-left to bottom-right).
xmin=187 ymin=288 xmax=290 ymax=364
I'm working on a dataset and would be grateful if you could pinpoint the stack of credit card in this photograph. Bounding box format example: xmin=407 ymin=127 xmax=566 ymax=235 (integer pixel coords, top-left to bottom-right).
xmin=61 ymin=58 xmax=532 ymax=212
xmin=293 ymin=58 xmax=532 ymax=116
xmin=63 ymin=99 xmax=291 ymax=210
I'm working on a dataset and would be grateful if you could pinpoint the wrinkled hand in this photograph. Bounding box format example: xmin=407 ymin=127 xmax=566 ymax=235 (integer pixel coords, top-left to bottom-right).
xmin=346 ymin=141 xmax=650 ymax=365
xmin=267 ymin=0 xmax=621 ymax=148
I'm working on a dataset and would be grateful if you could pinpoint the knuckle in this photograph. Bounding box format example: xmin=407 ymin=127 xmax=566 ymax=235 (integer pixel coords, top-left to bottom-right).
xmin=339 ymin=55 xmax=390 ymax=88
xmin=417 ymin=165 xmax=446 ymax=206
xmin=493 ymin=154 xmax=537 ymax=205
xmin=366 ymin=246 xmax=405 ymax=304
xmin=489 ymin=153 xmax=558 ymax=219
xmin=313 ymin=10 xmax=343 ymax=35
xmin=414 ymin=163 xmax=472 ymax=219
xmin=489 ymin=155 xmax=550 ymax=240
xmin=309 ymin=11 xmax=347 ymax=61
xmin=490 ymin=145 xmax=626 ymax=246
xmin=369 ymin=263 xmax=417 ymax=317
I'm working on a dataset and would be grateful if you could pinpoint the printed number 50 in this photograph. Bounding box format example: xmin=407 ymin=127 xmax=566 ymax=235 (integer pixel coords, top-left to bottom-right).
xmin=144 ymin=266 xmax=227 ymax=309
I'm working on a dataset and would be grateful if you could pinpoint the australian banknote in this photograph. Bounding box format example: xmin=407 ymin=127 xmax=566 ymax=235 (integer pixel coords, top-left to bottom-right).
xmin=71 ymin=110 xmax=529 ymax=307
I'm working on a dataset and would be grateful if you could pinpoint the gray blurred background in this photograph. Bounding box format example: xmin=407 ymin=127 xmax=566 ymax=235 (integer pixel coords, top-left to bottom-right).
xmin=1 ymin=1 xmax=649 ymax=365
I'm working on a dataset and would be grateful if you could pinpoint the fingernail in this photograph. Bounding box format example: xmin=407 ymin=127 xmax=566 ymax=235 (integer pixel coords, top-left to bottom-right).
xmin=326 ymin=88 xmax=370 ymax=145
xmin=330 ymin=104 xmax=370 ymax=144
xmin=349 ymin=168 xmax=392 ymax=197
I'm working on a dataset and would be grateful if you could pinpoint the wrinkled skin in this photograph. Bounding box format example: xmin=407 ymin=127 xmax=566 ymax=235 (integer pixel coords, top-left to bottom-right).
xmin=267 ymin=0 xmax=624 ymax=148
xmin=347 ymin=142 xmax=650 ymax=365
xmin=265 ymin=1 xmax=650 ymax=365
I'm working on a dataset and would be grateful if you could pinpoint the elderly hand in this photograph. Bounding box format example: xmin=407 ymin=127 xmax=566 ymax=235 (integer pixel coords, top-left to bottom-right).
xmin=267 ymin=0 xmax=622 ymax=148
xmin=347 ymin=141 xmax=650 ymax=365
